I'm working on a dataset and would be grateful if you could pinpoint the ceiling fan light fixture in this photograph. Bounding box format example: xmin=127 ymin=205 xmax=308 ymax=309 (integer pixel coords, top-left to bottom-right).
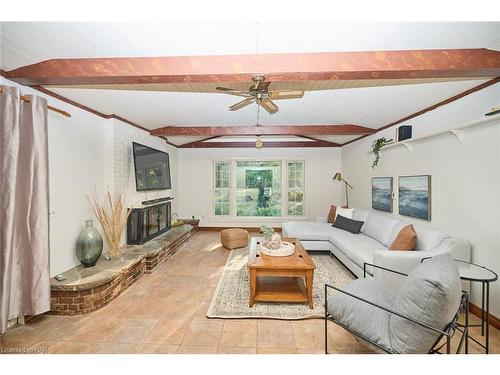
xmin=255 ymin=138 xmax=264 ymax=149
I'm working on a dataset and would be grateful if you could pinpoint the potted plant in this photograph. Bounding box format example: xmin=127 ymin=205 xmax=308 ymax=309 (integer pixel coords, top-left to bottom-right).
xmin=371 ymin=137 xmax=392 ymax=169
xmin=260 ymin=225 xmax=282 ymax=250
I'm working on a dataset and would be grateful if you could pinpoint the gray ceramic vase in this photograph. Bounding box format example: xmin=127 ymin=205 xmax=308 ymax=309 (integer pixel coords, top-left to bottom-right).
xmin=76 ymin=220 xmax=103 ymax=267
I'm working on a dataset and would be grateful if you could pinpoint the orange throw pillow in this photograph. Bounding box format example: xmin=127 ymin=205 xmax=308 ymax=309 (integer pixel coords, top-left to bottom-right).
xmin=327 ymin=205 xmax=337 ymax=223
xmin=389 ymin=224 xmax=417 ymax=251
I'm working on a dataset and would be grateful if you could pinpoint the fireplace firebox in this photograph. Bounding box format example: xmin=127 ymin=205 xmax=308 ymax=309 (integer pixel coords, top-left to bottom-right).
xmin=127 ymin=200 xmax=172 ymax=245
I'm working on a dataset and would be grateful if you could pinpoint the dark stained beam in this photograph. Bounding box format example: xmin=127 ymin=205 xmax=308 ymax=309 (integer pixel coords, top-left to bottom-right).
xmin=151 ymin=125 xmax=374 ymax=137
xmin=179 ymin=140 xmax=339 ymax=148
xmin=342 ymin=76 xmax=500 ymax=146
xmin=5 ymin=49 xmax=500 ymax=86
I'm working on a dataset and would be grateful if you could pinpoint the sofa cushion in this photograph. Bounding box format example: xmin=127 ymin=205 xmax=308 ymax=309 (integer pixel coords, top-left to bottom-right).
xmin=328 ymin=230 xmax=385 ymax=269
xmin=413 ymin=225 xmax=449 ymax=251
xmin=332 ymin=215 xmax=364 ymax=234
xmin=353 ymin=208 xmax=371 ymax=231
xmin=281 ymin=222 xmax=338 ymax=241
xmin=327 ymin=278 xmax=394 ymax=351
xmin=336 ymin=207 xmax=354 ymax=219
xmin=389 ymin=224 xmax=417 ymax=251
xmin=361 ymin=212 xmax=400 ymax=246
xmin=389 ymin=255 xmax=461 ymax=354
xmin=327 ymin=205 xmax=337 ymax=223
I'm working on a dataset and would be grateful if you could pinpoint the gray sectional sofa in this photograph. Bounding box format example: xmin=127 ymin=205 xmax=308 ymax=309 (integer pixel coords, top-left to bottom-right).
xmin=282 ymin=208 xmax=471 ymax=292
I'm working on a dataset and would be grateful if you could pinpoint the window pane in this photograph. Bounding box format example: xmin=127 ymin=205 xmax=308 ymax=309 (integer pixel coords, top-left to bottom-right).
xmin=288 ymin=190 xmax=304 ymax=215
xmin=236 ymin=160 xmax=281 ymax=217
xmin=287 ymin=161 xmax=304 ymax=216
xmin=214 ymin=161 xmax=230 ymax=215
xmin=214 ymin=188 xmax=229 ymax=215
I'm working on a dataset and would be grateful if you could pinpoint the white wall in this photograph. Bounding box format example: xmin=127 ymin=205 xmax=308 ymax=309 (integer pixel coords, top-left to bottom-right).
xmin=1 ymin=77 xmax=176 ymax=277
xmin=177 ymin=147 xmax=342 ymax=227
xmin=341 ymin=84 xmax=500 ymax=315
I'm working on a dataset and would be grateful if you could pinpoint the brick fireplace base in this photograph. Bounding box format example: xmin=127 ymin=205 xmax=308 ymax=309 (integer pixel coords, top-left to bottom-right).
xmin=49 ymin=225 xmax=193 ymax=316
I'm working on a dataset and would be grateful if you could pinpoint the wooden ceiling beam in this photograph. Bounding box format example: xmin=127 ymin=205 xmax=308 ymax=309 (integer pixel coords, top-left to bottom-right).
xmin=151 ymin=125 xmax=374 ymax=137
xmin=4 ymin=49 xmax=500 ymax=86
xmin=179 ymin=140 xmax=339 ymax=148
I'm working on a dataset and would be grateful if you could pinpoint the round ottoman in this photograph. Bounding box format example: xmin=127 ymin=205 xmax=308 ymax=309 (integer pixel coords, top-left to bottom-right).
xmin=221 ymin=228 xmax=249 ymax=250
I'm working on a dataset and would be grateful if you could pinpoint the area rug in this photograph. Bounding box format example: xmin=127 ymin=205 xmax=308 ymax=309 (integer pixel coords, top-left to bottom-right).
xmin=207 ymin=248 xmax=355 ymax=320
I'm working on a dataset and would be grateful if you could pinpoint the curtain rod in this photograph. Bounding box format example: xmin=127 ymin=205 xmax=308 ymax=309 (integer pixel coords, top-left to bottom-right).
xmin=0 ymin=87 xmax=71 ymax=117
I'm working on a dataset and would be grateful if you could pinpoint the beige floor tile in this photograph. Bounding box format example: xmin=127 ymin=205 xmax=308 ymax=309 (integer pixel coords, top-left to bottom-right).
xmin=257 ymin=320 xmax=296 ymax=349
xmin=257 ymin=347 xmax=297 ymax=354
xmin=69 ymin=317 xmax=126 ymax=342
xmin=144 ymin=318 xmax=191 ymax=345
xmin=203 ymin=287 xmax=217 ymax=302
xmin=181 ymin=320 xmax=224 ymax=347
xmin=292 ymin=319 xmax=331 ymax=349
xmin=107 ymin=319 xmax=157 ymax=344
xmin=217 ymin=346 xmax=257 ymax=354
xmin=162 ymin=299 xmax=200 ymax=320
xmin=220 ymin=320 xmax=257 ymax=348
xmin=193 ymin=302 xmax=212 ymax=320
xmin=54 ymin=341 xmax=99 ymax=354
xmin=177 ymin=345 xmax=217 ymax=354
xmin=131 ymin=297 xmax=171 ymax=319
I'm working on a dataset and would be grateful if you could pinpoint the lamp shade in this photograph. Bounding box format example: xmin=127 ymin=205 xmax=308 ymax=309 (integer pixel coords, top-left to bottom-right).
xmin=333 ymin=172 xmax=342 ymax=181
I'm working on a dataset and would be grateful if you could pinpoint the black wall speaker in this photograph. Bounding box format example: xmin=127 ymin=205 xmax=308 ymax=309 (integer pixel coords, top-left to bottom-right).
xmin=398 ymin=125 xmax=412 ymax=141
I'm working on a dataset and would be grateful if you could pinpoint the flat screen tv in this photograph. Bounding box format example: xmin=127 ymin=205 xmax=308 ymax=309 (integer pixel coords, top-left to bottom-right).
xmin=132 ymin=142 xmax=171 ymax=191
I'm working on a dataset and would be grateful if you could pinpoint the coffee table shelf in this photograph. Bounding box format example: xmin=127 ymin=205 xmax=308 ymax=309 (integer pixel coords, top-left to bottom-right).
xmin=248 ymin=237 xmax=315 ymax=309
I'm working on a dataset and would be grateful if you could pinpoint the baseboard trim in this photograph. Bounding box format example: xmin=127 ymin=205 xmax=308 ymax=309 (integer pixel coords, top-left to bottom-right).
xmin=469 ymin=302 xmax=500 ymax=329
xmin=200 ymin=226 xmax=282 ymax=233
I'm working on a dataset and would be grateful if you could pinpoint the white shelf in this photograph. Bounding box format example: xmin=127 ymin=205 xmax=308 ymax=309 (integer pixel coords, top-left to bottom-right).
xmin=381 ymin=113 xmax=500 ymax=152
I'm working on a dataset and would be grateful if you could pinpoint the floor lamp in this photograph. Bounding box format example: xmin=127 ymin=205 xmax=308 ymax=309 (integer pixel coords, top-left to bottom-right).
xmin=333 ymin=172 xmax=353 ymax=208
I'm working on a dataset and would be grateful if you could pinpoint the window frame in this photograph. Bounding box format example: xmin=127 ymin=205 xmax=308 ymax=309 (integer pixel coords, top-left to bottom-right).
xmin=210 ymin=157 xmax=306 ymax=220
xmin=212 ymin=160 xmax=231 ymax=217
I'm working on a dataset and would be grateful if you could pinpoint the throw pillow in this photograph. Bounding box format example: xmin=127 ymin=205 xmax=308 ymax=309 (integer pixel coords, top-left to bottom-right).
xmin=389 ymin=224 xmax=417 ymax=251
xmin=332 ymin=215 xmax=364 ymax=234
xmin=327 ymin=205 xmax=337 ymax=223
xmin=336 ymin=207 xmax=354 ymax=219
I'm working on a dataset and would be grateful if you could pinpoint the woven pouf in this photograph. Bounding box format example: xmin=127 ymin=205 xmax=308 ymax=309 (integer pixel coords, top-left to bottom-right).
xmin=220 ymin=228 xmax=249 ymax=250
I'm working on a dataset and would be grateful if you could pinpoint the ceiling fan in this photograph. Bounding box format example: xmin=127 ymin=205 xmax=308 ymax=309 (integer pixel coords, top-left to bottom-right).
xmin=216 ymin=75 xmax=304 ymax=114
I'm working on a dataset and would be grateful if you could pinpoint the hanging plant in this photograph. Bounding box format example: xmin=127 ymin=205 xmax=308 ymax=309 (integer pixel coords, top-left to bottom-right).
xmin=371 ymin=137 xmax=391 ymax=169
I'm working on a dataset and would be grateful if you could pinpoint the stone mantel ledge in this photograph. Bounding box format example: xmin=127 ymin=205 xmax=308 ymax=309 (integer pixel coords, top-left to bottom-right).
xmin=51 ymin=224 xmax=193 ymax=292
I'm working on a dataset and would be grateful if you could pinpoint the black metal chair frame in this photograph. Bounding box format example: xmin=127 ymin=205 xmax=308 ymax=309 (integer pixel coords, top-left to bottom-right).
xmin=324 ymin=262 xmax=469 ymax=354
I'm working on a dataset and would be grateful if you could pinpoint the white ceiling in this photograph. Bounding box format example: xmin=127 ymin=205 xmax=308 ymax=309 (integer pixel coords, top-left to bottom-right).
xmin=1 ymin=22 xmax=499 ymax=146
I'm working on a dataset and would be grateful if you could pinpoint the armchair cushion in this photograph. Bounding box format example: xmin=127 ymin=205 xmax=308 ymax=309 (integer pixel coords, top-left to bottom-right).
xmin=389 ymin=254 xmax=461 ymax=354
xmin=327 ymin=278 xmax=394 ymax=350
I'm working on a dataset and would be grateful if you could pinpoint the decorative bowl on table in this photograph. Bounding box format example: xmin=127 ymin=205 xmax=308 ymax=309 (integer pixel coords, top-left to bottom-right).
xmin=259 ymin=241 xmax=295 ymax=257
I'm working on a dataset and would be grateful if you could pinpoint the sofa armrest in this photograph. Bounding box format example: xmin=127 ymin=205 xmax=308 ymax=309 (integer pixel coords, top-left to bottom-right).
xmin=372 ymin=238 xmax=471 ymax=294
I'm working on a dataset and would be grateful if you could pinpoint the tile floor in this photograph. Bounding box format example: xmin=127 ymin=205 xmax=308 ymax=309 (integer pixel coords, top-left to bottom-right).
xmin=0 ymin=231 xmax=498 ymax=354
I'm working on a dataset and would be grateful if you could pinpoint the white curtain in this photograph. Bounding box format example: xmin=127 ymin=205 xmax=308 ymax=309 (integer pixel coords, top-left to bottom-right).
xmin=0 ymin=85 xmax=50 ymax=334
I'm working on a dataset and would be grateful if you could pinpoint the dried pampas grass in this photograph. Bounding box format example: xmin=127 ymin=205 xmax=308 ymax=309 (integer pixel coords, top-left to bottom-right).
xmin=89 ymin=191 xmax=132 ymax=257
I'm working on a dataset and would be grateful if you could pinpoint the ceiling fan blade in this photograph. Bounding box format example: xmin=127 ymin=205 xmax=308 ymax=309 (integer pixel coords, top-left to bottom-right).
xmin=259 ymin=98 xmax=279 ymax=114
xmin=216 ymin=87 xmax=253 ymax=98
xmin=229 ymin=97 xmax=255 ymax=111
xmin=256 ymin=80 xmax=271 ymax=91
xmin=268 ymin=90 xmax=304 ymax=100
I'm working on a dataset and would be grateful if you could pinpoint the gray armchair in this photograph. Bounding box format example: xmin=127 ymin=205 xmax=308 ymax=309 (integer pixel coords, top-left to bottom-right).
xmin=324 ymin=254 xmax=468 ymax=354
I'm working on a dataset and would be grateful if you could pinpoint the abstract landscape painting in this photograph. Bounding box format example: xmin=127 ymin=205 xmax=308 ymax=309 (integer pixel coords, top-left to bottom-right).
xmin=372 ymin=177 xmax=393 ymax=212
xmin=399 ymin=175 xmax=431 ymax=220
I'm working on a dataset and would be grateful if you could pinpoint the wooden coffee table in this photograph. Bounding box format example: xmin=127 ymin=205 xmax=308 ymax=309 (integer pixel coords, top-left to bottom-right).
xmin=247 ymin=237 xmax=316 ymax=309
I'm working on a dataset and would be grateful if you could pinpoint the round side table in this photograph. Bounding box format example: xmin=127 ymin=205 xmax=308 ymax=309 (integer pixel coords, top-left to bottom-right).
xmin=454 ymin=259 xmax=498 ymax=354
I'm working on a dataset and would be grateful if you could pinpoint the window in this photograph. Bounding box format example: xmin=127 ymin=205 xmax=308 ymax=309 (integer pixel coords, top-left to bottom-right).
xmin=287 ymin=161 xmax=305 ymax=216
xmin=213 ymin=161 xmax=230 ymax=216
xmin=212 ymin=159 xmax=305 ymax=218
xmin=236 ymin=160 xmax=282 ymax=217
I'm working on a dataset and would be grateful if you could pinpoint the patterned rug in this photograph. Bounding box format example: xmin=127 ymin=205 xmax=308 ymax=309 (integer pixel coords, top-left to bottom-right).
xmin=207 ymin=248 xmax=355 ymax=320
